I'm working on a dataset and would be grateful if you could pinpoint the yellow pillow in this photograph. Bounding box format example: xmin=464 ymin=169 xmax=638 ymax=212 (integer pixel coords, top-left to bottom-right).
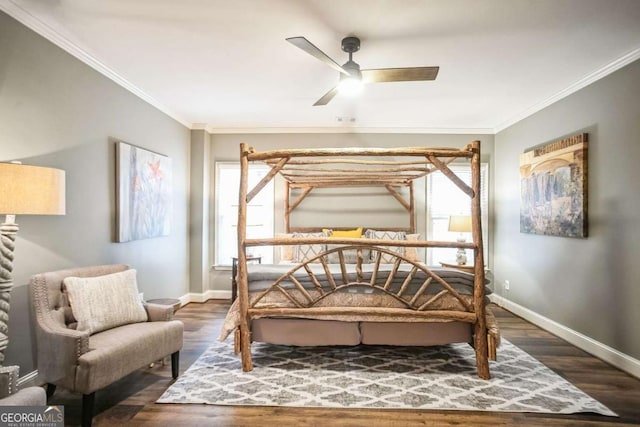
xmin=324 ymin=227 xmax=363 ymax=238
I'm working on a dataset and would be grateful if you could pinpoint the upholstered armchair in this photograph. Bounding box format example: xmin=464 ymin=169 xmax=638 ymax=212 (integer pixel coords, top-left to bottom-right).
xmin=30 ymin=264 xmax=183 ymax=427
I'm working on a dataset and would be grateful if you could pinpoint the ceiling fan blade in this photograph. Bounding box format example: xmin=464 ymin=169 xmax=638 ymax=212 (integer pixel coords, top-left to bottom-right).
xmin=313 ymin=86 xmax=338 ymax=106
xmin=361 ymin=66 xmax=439 ymax=83
xmin=286 ymin=37 xmax=349 ymax=75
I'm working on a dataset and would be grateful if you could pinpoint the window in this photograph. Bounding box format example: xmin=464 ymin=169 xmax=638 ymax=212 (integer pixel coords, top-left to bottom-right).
xmin=426 ymin=163 xmax=489 ymax=266
xmin=214 ymin=162 xmax=274 ymax=266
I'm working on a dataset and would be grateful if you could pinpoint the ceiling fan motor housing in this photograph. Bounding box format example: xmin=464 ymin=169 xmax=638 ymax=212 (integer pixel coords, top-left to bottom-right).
xmin=341 ymin=60 xmax=362 ymax=79
xmin=341 ymin=37 xmax=362 ymax=79
xmin=341 ymin=36 xmax=360 ymax=53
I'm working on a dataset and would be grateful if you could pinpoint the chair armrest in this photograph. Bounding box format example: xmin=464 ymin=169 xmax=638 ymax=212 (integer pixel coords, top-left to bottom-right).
xmin=144 ymin=303 xmax=174 ymax=321
xmin=35 ymin=323 xmax=90 ymax=385
xmin=0 ymin=366 xmax=19 ymax=399
xmin=0 ymin=386 xmax=47 ymax=406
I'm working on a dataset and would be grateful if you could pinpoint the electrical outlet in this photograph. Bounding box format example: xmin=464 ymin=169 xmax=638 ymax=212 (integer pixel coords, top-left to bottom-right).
xmin=504 ymin=280 xmax=510 ymax=291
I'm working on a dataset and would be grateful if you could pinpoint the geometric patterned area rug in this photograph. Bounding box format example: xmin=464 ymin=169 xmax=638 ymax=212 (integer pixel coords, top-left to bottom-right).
xmin=157 ymin=338 xmax=616 ymax=416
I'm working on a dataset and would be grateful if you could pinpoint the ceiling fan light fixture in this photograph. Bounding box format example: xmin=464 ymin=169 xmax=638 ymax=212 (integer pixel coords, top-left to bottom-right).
xmin=338 ymin=75 xmax=364 ymax=96
xmin=338 ymin=60 xmax=363 ymax=96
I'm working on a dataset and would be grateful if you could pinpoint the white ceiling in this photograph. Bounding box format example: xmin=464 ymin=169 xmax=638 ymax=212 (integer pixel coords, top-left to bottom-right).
xmin=2 ymin=0 xmax=640 ymax=133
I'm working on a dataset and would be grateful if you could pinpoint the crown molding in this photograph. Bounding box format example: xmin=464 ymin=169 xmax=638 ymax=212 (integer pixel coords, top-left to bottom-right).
xmin=0 ymin=0 xmax=192 ymax=129
xmin=493 ymin=46 xmax=640 ymax=133
xmin=196 ymin=125 xmax=494 ymax=135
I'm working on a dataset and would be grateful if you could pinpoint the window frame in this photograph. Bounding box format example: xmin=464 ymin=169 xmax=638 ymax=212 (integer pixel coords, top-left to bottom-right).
xmin=214 ymin=162 xmax=275 ymax=267
xmin=425 ymin=162 xmax=489 ymax=266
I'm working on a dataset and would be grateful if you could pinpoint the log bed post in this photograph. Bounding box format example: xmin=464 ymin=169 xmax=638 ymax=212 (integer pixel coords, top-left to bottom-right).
xmin=284 ymin=180 xmax=290 ymax=234
xmin=409 ymin=181 xmax=415 ymax=233
xmin=237 ymin=143 xmax=253 ymax=371
xmin=470 ymin=140 xmax=490 ymax=379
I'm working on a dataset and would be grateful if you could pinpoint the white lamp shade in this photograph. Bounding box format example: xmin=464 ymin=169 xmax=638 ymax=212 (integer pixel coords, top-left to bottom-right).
xmin=448 ymin=215 xmax=472 ymax=233
xmin=0 ymin=163 xmax=66 ymax=215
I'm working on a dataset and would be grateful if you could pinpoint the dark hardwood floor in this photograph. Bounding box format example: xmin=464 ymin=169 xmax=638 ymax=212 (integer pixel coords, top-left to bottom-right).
xmin=47 ymin=300 xmax=640 ymax=426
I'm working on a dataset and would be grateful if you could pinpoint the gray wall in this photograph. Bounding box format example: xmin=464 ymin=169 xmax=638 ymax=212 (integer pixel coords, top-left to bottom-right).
xmin=189 ymin=130 xmax=211 ymax=294
xmin=0 ymin=12 xmax=190 ymax=373
xmin=208 ymin=133 xmax=494 ymax=290
xmin=493 ymin=59 xmax=640 ymax=360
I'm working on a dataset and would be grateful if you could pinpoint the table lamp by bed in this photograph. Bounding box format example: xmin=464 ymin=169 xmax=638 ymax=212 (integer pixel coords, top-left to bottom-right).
xmin=0 ymin=162 xmax=65 ymax=364
xmin=448 ymin=215 xmax=472 ymax=265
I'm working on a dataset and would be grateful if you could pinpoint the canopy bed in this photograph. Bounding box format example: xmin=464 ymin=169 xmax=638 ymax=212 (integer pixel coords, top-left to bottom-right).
xmin=222 ymin=141 xmax=498 ymax=379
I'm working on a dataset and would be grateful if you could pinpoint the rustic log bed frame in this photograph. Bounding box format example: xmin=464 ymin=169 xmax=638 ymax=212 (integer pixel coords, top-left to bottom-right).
xmin=235 ymin=140 xmax=493 ymax=379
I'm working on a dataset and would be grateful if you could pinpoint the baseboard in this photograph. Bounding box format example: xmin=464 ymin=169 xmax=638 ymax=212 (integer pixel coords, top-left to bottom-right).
xmin=17 ymin=369 xmax=41 ymax=388
xmin=490 ymin=294 xmax=640 ymax=380
xmin=181 ymin=290 xmax=231 ymax=304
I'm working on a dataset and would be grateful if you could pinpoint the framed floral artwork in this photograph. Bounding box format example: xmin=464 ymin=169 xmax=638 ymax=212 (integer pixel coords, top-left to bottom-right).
xmin=116 ymin=142 xmax=172 ymax=242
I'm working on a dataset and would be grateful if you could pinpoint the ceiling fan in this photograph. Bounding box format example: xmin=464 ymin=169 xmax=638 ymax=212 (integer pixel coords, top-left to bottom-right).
xmin=286 ymin=36 xmax=439 ymax=106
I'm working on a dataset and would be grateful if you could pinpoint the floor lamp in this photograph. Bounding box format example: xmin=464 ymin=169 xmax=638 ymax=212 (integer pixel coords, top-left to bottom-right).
xmin=0 ymin=162 xmax=65 ymax=364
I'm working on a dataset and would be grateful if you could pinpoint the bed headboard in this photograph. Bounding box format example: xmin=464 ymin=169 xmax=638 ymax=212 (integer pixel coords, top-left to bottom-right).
xmin=284 ymin=181 xmax=416 ymax=234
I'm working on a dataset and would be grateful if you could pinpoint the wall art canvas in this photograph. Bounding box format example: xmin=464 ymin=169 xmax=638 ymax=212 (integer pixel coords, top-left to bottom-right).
xmin=116 ymin=142 xmax=172 ymax=242
xmin=520 ymin=133 xmax=588 ymax=238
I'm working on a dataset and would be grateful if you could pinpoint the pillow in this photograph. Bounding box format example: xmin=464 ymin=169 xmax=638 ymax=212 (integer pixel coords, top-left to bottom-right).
xmin=276 ymin=233 xmax=294 ymax=261
xmin=365 ymin=230 xmax=406 ymax=263
xmin=404 ymin=233 xmax=421 ymax=262
xmin=293 ymin=231 xmax=329 ymax=263
xmin=63 ymin=269 xmax=148 ymax=335
xmin=327 ymin=245 xmax=371 ymax=264
xmin=323 ymin=227 xmax=363 ymax=238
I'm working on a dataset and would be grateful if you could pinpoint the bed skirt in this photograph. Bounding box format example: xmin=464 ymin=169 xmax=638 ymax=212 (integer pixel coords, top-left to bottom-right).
xmin=250 ymin=307 xmax=500 ymax=356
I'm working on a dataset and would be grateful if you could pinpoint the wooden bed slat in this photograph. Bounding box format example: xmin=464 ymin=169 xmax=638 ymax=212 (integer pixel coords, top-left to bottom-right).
xmin=356 ymin=249 xmax=364 ymax=283
xmin=287 ymin=275 xmax=315 ymax=304
xmin=246 ymin=157 xmax=289 ymax=203
xmin=288 ymin=187 xmax=313 ymax=213
xmin=279 ymin=165 xmax=435 ymax=174
xmin=274 ymin=285 xmax=304 ymax=308
xmin=383 ymin=258 xmax=402 ymax=290
xmin=370 ymin=252 xmax=382 ymax=286
xmin=338 ymin=252 xmax=348 ymax=284
xmin=409 ymin=277 xmax=433 ymax=306
xmin=319 ymin=256 xmax=337 ymax=290
xmin=303 ymin=264 xmax=325 ymax=295
xmin=248 ymin=146 xmax=474 ymax=161
xmin=397 ymin=265 xmax=418 ymax=297
xmin=245 ymin=237 xmax=476 ymax=249
xmin=384 ymin=185 xmax=411 ymax=211
xmin=427 ymin=154 xmax=474 ymax=198
xmin=418 ymin=290 xmax=454 ymax=311
xmin=249 ymin=306 xmax=477 ymax=322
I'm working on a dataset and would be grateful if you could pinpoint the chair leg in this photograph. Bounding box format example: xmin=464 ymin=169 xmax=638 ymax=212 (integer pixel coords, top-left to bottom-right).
xmin=171 ymin=351 xmax=180 ymax=379
xmin=46 ymin=383 xmax=56 ymax=399
xmin=82 ymin=392 xmax=95 ymax=427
